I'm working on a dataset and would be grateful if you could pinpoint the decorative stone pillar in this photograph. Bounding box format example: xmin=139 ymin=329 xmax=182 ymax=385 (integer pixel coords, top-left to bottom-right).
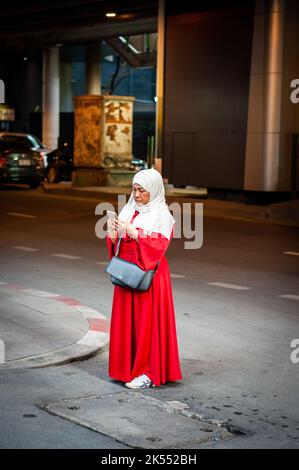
xmin=73 ymin=94 xmax=135 ymax=187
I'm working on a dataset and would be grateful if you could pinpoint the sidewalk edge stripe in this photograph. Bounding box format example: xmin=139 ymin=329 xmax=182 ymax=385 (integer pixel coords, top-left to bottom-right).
xmin=0 ymin=281 xmax=109 ymax=370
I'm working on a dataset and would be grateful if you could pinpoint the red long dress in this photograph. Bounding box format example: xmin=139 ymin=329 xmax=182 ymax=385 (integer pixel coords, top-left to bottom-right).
xmin=106 ymin=209 xmax=182 ymax=387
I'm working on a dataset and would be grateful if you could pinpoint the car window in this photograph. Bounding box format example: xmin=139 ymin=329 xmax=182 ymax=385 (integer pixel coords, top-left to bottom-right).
xmin=0 ymin=141 xmax=13 ymax=150
xmin=31 ymin=135 xmax=45 ymax=148
xmin=0 ymin=141 xmax=31 ymax=152
xmin=0 ymin=135 xmax=44 ymax=149
xmin=28 ymin=135 xmax=42 ymax=148
xmin=0 ymin=135 xmax=29 ymax=146
xmin=0 ymin=135 xmax=19 ymax=142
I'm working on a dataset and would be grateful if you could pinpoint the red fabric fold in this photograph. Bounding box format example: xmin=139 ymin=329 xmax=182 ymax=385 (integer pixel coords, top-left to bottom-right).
xmin=106 ymin=210 xmax=182 ymax=386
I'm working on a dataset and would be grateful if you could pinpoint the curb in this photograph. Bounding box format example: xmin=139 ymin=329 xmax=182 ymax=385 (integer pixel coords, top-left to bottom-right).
xmin=40 ymin=184 xmax=299 ymax=227
xmin=41 ymin=183 xmax=208 ymax=199
xmin=0 ymin=282 xmax=110 ymax=371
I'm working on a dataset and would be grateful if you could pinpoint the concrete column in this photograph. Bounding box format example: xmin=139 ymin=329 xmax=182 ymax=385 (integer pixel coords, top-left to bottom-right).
xmin=244 ymin=0 xmax=285 ymax=191
xmin=263 ymin=0 xmax=285 ymax=190
xmin=155 ymin=0 xmax=165 ymax=166
xmin=60 ymin=62 xmax=73 ymax=112
xmin=86 ymin=42 xmax=101 ymax=95
xmin=42 ymin=46 xmax=60 ymax=151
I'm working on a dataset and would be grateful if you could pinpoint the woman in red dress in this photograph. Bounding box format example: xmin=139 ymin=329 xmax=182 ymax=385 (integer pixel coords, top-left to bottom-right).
xmin=106 ymin=169 xmax=182 ymax=389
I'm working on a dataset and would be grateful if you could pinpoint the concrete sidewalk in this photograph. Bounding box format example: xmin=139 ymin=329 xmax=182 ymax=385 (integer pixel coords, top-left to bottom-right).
xmin=0 ymin=281 xmax=237 ymax=448
xmin=0 ymin=284 xmax=236 ymax=448
xmin=0 ymin=281 xmax=109 ymax=370
xmin=41 ymin=182 xmax=299 ymax=227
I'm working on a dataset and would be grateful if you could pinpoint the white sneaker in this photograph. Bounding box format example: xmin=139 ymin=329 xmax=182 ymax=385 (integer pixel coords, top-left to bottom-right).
xmin=125 ymin=374 xmax=155 ymax=389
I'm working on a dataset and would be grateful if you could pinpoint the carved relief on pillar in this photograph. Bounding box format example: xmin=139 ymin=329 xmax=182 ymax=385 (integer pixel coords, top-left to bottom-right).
xmin=74 ymin=95 xmax=102 ymax=167
xmin=74 ymin=95 xmax=135 ymax=170
xmin=103 ymin=97 xmax=134 ymax=169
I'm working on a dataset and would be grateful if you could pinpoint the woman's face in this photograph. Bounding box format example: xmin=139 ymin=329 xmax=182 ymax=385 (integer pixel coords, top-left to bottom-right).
xmin=133 ymin=183 xmax=150 ymax=205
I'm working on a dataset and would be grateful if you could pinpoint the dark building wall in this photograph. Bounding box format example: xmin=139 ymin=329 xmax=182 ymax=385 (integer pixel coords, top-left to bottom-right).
xmin=163 ymin=2 xmax=255 ymax=189
xmin=0 ymin=53 xmax=42 ymax=133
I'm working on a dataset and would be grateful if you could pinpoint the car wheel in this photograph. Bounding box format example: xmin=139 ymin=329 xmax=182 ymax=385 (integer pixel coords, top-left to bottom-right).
xmin=47 ymin=166 xmax=59 ymax=183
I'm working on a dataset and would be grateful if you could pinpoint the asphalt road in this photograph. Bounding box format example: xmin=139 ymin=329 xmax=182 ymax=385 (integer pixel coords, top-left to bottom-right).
xmin=0 ymin=185 xmax=299 ymax=449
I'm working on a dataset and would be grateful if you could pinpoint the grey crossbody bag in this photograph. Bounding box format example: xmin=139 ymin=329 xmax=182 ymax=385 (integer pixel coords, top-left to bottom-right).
xmin=105 ymin=235 xmax=160 ymax=291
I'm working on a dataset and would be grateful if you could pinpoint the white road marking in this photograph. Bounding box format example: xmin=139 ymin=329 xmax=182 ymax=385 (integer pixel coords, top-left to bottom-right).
xmin=73 ymin=305 xmax=107 ymax=319
xmin=52 ymin=253 xmax=82 ymax=260
xmin=12 ymin=246 xmax=40 ymax=252
xmin=170 ymin=274 xmax=186 ymax=279
xmin=7 ymin=212 xmax=37 ymax=218
xmin=19 ymin=288 xmax=59 ymax=298
xmin=207 ymin=282 xmax=251 ymax=290
xmin=283 ymin=251 xmax=299 ymax=256
xmin=97 ymin=261 xmax=108 ymax=266
xmin=77 ymin=330 xmax=108 ymax=346
xmin=278 ymin=294 xmax=299 ymax=301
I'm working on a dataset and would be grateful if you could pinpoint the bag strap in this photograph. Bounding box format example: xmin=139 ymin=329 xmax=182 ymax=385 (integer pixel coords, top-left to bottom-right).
xmin=154 ymin=261 xmax=160 ymax=272
xmin=114 ymin=233 xmax=161 ymax=272
xmin=114 ymin=235 xmax=122 ymax=257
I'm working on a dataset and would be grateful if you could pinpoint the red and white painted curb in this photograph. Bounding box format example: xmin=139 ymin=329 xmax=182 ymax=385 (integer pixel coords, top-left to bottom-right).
xmin=0 ymin=281 xmax=110 ymax=370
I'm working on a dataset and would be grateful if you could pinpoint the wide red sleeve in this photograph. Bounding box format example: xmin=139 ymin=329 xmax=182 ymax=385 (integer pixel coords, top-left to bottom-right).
xmin=136 ymin=228 xmax=173 ymax=271
xmin=106 ymin=233 xmax=118 ymax=260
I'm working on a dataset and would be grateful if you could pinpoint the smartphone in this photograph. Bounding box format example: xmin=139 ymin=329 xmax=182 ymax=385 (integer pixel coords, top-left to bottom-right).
xmin=107 ymin=210 xmax=117 ymax=220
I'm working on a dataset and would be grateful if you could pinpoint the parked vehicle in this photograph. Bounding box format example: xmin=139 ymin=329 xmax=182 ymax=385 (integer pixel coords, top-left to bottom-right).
xmin=0 ymin=132 xmax=49 ymax=168
xmin=46 ymin=141 xmax=148 ymax=183
xmin=0 ymin=141 xmax=45 ymax=188
xmin=130 ymin=158 xmax=148 ymax=171
xmin=46 ymin=141 xmax=73 ymax=183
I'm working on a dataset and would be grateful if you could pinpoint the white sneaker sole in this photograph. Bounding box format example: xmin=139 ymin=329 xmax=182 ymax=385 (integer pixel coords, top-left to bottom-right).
xmin=125 ymin=382 xmax=155 ymax=389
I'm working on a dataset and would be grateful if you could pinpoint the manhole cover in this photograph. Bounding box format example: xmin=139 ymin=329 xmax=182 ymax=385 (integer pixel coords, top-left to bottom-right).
xmin=43 ymin=392 xmax=233 ymax=449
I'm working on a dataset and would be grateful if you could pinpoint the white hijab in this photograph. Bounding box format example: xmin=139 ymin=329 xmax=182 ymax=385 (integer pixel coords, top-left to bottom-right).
xmin=118 ymin=168 xmax=175 ymax=240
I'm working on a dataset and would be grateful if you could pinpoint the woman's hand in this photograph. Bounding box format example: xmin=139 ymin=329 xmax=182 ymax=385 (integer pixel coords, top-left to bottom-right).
xmin=107 ymin=218 xmax=118 ymax=244
xmin=114 ymin=218 xmax=139 ymax=241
